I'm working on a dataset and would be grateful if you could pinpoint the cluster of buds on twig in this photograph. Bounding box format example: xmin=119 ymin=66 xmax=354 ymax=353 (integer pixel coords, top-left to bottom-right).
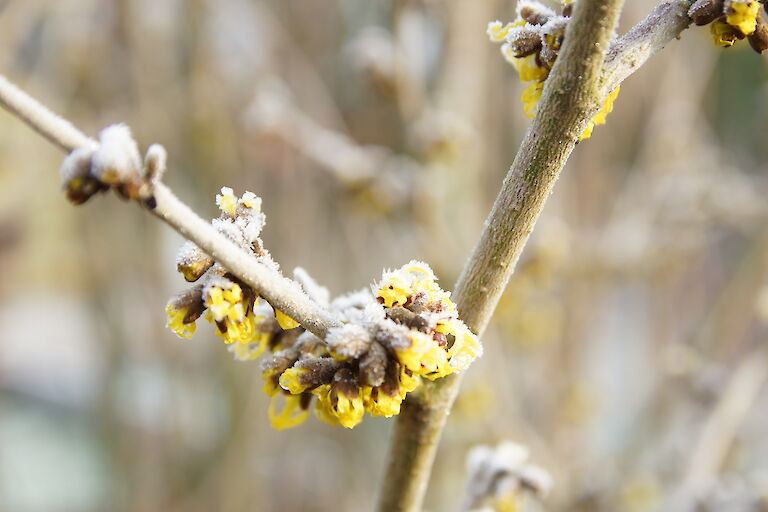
xmin=486 ymin=0 xmax=619 ymax=140
xmin=263 ymin=262 xmax=483 ymax=429
xmin=461 ymin=442 xmax=553 ymax=512
xmin=59 ymin=124 xmax=165 ymax=206
xmin=163 ymin=187 xmax=319 ymax=423
xmin=166 ymin=188 xmax=483 ymax=430
xmin=165 ymin=187 xmax=290 ymax=360
xmin=689 ymin=0 xmax=768 ymax=53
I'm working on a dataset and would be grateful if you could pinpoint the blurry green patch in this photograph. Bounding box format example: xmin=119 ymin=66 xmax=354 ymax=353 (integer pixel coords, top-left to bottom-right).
xmin=708 ymin=48 xmax=768 ymax=164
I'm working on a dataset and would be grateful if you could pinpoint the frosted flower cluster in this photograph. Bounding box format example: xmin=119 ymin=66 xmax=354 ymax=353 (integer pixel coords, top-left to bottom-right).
xmin=487 ymin=0 xmax=620 ymax=140
xmin=166 ymin=187 xmax=285 ymax=361
xmin=264 ymin=261 xmax=483 ymax=429
xmin=165 ymin=188 xmax=483 ymax=430
xmin=688 ymin=0 xmax=767 ymax=52
xmin=462 ymin=442 xmax=552 ymax=512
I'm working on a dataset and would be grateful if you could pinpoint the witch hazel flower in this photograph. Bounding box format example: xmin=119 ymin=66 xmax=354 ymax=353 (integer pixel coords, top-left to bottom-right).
xmin=487 ymin=0 xmax=621 ymax=140
xmin=165 ymin=187 xmax=483 ymax=430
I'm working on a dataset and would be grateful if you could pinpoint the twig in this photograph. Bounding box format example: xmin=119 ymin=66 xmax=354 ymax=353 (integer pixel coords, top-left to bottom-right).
xmin=0 ymin=75 xmax=96 ymax=152
xmin=0 ymin=73 xmax=342 ymax=340
xmin=376 ymin=1 xmax=694 ymax=511
xmin=603 ymin=0 xmax=694 ymax=92
xmin=674 ymin=352 xmax=768 ymax=509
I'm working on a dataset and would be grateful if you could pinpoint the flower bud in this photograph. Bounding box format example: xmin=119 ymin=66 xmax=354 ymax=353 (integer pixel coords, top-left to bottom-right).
xmin=688 ymin=0 xmax=726 ymax=25
xmin=748 ymin=14 xmax=768 ymax=52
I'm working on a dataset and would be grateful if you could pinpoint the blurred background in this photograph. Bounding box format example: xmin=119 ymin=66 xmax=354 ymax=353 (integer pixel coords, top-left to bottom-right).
xmin=0 ymin=0 xmax=767 ymax=511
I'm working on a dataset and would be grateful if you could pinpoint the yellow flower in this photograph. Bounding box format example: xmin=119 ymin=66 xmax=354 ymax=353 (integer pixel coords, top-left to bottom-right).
xmin=487 ymin=20 xmax=525 ymax=42
xmin=509 ymin=53 xmax=549 ymax=83
xmin=377 ymin=275 xmax=413 ymax=308
xmin=313 ymin=373 xmax=365 ymax=429
xmin=204 ymin=282 xmax=259 ymax=344
xmin=363 ymin=386 xmax=403 ymax=417
xmin=726 ymin=1 xmax=760 ymax=36
xmin=711 ymin=20 xmax=741 ymax=46
xmin=494 ymin=493 xmax=523 ymax=512
xmin=165 ymin=302 xmax=197 ymax=338
xmin=521 ymin=82 xmax=544 ymax=118
xmin=581 ymin=86 xmax=621 ymax=140
xmin=228 ymin=329 xmax=270 ymax=361
xmin=439 ymin=319 xmax=484 ymax=372
xmin=332 ymin=390 xmax=365 ymax=429
xmin=274 ymin=308 xmax=300 ymax=330
xmin=215 ymin=186 xmax=238 ymax=216
xmin=279 ymin=367 xmax=311 ymax=394
xmin=178 ymin=259 xmax=211 ymax=282
xmin=239 ymin=191 xmax=261 ymax=210
xmin=398 ymin=366 xmax=420 ymax=396
xmin=268 ymin=393 xmax=310 ymax=430
xmin=313 ymin=385 xmax=340 ymax=426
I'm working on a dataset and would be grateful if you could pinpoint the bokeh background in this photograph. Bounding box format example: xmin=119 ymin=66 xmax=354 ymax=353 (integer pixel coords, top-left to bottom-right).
xmin=1 ymin=0 xmax=767 ymax=511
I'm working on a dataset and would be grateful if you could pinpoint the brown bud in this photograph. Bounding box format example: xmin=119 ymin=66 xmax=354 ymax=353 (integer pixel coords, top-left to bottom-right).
xmin=385 ymin=306 xmax=431 ymax=332
xmin=176 ymin=241 xmax=215 ymax=282
xmin=507 ymin=29 xmax=543 ymax=58
xmin=169 ymin=285 xmax=206 ymax=324
xmin=331 ymin=368 xmax=360 ymax=399
xmin=326 ymin=324 xmax=371 ymax=359
xmin=262 ymin=347 xmax=300 ymax=391
xmin=295 ymin=331 xmax=326 ymax=358
xmin=373 ymin=321 xmax=411 ymax=352
xmin=688 ymin=0 xmax=725 ymax=26
xmin=562 ymin=3 xmax=573 ymax=17
xmin=748 ymin=15 xmax=768 ymax=53
xmin=359 ymin=342 xmax=388 ymax=387
xmin=539 ymin=44 xmax=558 ymax=69
xmin=294 ymin=357 xmax=343 ymax=390
xmin=519 ymin=5 xmax=552 ymax=25
xmin=377 ymin=360 xmax=403 ymax=398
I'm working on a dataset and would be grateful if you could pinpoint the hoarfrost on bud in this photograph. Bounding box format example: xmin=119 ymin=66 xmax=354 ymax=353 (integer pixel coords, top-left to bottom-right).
xmin=176 ymin=240 xmax=214 ymax=282
xmin=59 ymin=147 xmax=94 ymax=185
xmin=462 ymin=441 xmax=552 ymax=511
xmin=326 ymin=324 xmax=372 ymax=359
xmin=144 ymin=143 xmax=167 ymax=182
xmin=216 ymin=186 xmax=238 ymax=216
xmin=91 ymin=124 xmax=142 ymax=185
xmin=516 ymin=0 xmax=556 ymax=25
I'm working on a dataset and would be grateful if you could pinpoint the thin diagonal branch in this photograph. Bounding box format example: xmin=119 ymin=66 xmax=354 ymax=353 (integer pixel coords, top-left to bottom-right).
xmin=603 ymin=0 xmax=695 ymax=92
xmin=0 ymin=73 xmax=342 ymax=340
xmin=376 ymin=2 xmax=694 ymax=511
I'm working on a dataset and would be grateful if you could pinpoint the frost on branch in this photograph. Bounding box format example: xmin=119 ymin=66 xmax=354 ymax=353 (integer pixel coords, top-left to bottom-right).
xmin=165 ymin=189 xmax=483 ymax=430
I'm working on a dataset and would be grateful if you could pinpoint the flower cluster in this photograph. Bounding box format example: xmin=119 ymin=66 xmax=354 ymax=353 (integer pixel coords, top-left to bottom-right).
xmin=487 ymin=0 xmax=620 ymax=140
xmin=689 ymin=0 xmax=768 ymax=53
xmin=165 ymin=189 xmax=483 ymax=430
xmin=166 ymin=187 xmax=291 ymax=361
xmin=59 ymin=124 xmax=165 ymax=205
xmin=462 ymin=442 xmax=552 ymax=512
xmin=262 ymin=261 xmax=483 ymax=429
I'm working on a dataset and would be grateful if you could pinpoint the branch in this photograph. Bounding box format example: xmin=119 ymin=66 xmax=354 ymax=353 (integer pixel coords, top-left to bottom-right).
xmin=603 ymin=0 xmax=694 ymax=92
xmin=0 ymin=73 xmax=342 ymax=340
xmin=376 ymin=1 xmax=695 ymax=511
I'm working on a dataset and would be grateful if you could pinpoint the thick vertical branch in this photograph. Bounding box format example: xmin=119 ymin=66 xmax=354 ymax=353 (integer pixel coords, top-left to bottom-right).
xmin=376 ymin=1 xmax=626 ymax=510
